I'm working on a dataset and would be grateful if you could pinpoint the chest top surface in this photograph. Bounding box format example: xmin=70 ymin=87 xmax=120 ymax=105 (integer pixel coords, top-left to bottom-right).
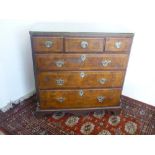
xmin=29 ymin=23 xmax=134 ymax=37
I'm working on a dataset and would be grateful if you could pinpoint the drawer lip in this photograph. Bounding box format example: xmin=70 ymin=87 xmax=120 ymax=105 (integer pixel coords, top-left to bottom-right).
xmin=33 ymin=51 xmax=129 ymax=54
xmin=37 ymin=70 xmax=125 ymax=89
xmin=38 ymin=87 xmax=123 ymax=90
xmin=39 ymin=88 xmax=121 ymax=91
xmin=65 ymin=37 xmax=105 ymax=52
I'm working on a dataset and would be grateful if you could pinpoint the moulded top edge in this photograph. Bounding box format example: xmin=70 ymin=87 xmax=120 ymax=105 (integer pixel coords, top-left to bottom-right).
xmin=29 ymin=23 xmax=134 ymax=37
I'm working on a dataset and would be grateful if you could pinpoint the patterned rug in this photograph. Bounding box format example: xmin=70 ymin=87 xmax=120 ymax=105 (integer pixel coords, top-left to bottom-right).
xmin=0 ymin=95 xmax=154 ymax=135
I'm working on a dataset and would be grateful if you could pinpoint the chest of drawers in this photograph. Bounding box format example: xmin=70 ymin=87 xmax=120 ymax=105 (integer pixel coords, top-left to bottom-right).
xmin=30 ymin=29 xmax=134 ymax=115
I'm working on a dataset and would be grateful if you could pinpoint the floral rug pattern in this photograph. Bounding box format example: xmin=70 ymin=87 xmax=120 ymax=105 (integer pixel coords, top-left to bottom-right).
xmin=0 ymin=95 xmax=154 ymax=135
xmin=48 ymin=111 xmax=140 ymax=135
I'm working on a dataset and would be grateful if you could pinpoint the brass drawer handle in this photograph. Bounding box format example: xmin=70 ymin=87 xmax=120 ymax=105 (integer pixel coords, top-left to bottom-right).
xmin=101 ymin=60 xmax=111 ymax=67
xmin=44 ymin=40 xmax=53 ymax=48
xmin=80 ymin=72 xmax=86 ymax=78
xmin=79 ymin=90 xmax=84 ymax=96
xmin=55 ymin=60 xmax=64 ymax=67
xmin=56 ymin=79 xmax=64 ymax=86
xmin=80 ymin=54 xmax=86 ymax=62
xmin=115 ymin=41 xmax=122 ymax=49
xmin=56 ymin=97 xmax=65 ymax=103
xmin=81 ymin=41 xmax=88 ymax=49
xmin=97 ymin=96 xmax=105 ymax=103
xmin=99 ymin=78 xmax=107 ymax=84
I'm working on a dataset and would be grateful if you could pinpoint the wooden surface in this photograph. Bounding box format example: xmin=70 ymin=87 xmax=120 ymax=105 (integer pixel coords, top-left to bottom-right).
xmin=105 ymin=37 xmax=132 ymax=52
xmin=65 ymin=37 xmax=105 ymax=52
xmin=39 ymin=88 xmax=121 ymax=109
xmin=35 ymin=54 xmax=128 ymax=71
xmin=32 ymin=36 xmax=63 ymax=52
xmin=37 ymin=71 xmax=125 ymax=89
xmin=30 ymin=31 xmax=134 ymax=113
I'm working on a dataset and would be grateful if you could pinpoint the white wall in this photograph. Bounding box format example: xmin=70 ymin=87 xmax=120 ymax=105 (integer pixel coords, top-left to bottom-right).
xmin=0 ymin=0 xmax=155 ymax=108
xmin=0 ymin=21 xmax=36 ymax=108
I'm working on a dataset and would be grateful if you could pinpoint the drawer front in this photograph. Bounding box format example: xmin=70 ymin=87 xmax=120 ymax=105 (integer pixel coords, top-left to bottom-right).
xmin=65 ymin=37 xmax=105 ymax=52
xmin=37 ymin=71 xmax=125 ymax=89
xmin=105 ymin=37 xmax=132 ymax=52
xmin=32 ymin=37 xmax=63 ymax=52
xmin=39 ymin=88 xmax=121 ymax=109
xmin=35 ymin=54 xmax=128 ymax=71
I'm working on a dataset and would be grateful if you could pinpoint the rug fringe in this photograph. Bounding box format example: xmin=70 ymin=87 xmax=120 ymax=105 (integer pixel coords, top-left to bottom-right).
xmin=0 ymin=90 xmax=36 ymax=112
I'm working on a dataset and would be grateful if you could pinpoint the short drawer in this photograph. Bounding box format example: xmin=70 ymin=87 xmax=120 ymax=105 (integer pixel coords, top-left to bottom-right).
xmin=65 ymin=37 xmax=105 ymax=52
xmin=37 ymin=71 xmax=125 ymax=89
xmin=105 ymin=37 xmax=132 ymax=52
xmin=35 ymin=54 xmax=128 ymax=71
xmin=32 ymin=36 xmax=63 ymax=52
xmin=39 ymin=88 xmax=121 ymax=109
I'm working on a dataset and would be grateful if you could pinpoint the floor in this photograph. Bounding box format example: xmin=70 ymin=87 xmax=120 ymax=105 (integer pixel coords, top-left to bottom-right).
xmin=0 ymin=95 xmax=155 ymax=135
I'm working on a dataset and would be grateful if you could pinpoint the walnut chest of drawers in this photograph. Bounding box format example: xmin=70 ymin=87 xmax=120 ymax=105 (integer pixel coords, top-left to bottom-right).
xmin=30 ymin=28 xmax=134 ymax=114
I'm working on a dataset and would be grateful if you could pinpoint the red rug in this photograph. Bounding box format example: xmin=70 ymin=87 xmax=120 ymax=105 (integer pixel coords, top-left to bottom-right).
xmin=0 ymin=95 xmax=154 ymax=135
xmin=0 ymin=128 xmax=8 ymax=135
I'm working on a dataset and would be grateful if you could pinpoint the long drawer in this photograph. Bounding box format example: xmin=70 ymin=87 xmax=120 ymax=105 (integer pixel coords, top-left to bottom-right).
xmin=39 ymin=88 xmax=121 ymax=109
xmin=37 ymin=71 xmax=125 ymax=89
xmin=35 ymin=54 xmax=128 ymax=71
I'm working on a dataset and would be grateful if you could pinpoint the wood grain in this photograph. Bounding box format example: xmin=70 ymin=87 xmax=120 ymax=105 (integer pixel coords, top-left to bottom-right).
xmin=39 ymin=88 xmax=121 ymax=109
xmin=37 ymin=71 xmax=125 ymax=89
xmin=105 ymin=37 xmax=132 ymax=52
xmin=65 ymin=37 xmax=105 ymax=52
xmin=30 ymin=32 xmax=134 ymax=114
xmin=32 ymin=36 xmax=63 ymax=52
xmin=35 ymin=54 xmax=128 ymax=71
